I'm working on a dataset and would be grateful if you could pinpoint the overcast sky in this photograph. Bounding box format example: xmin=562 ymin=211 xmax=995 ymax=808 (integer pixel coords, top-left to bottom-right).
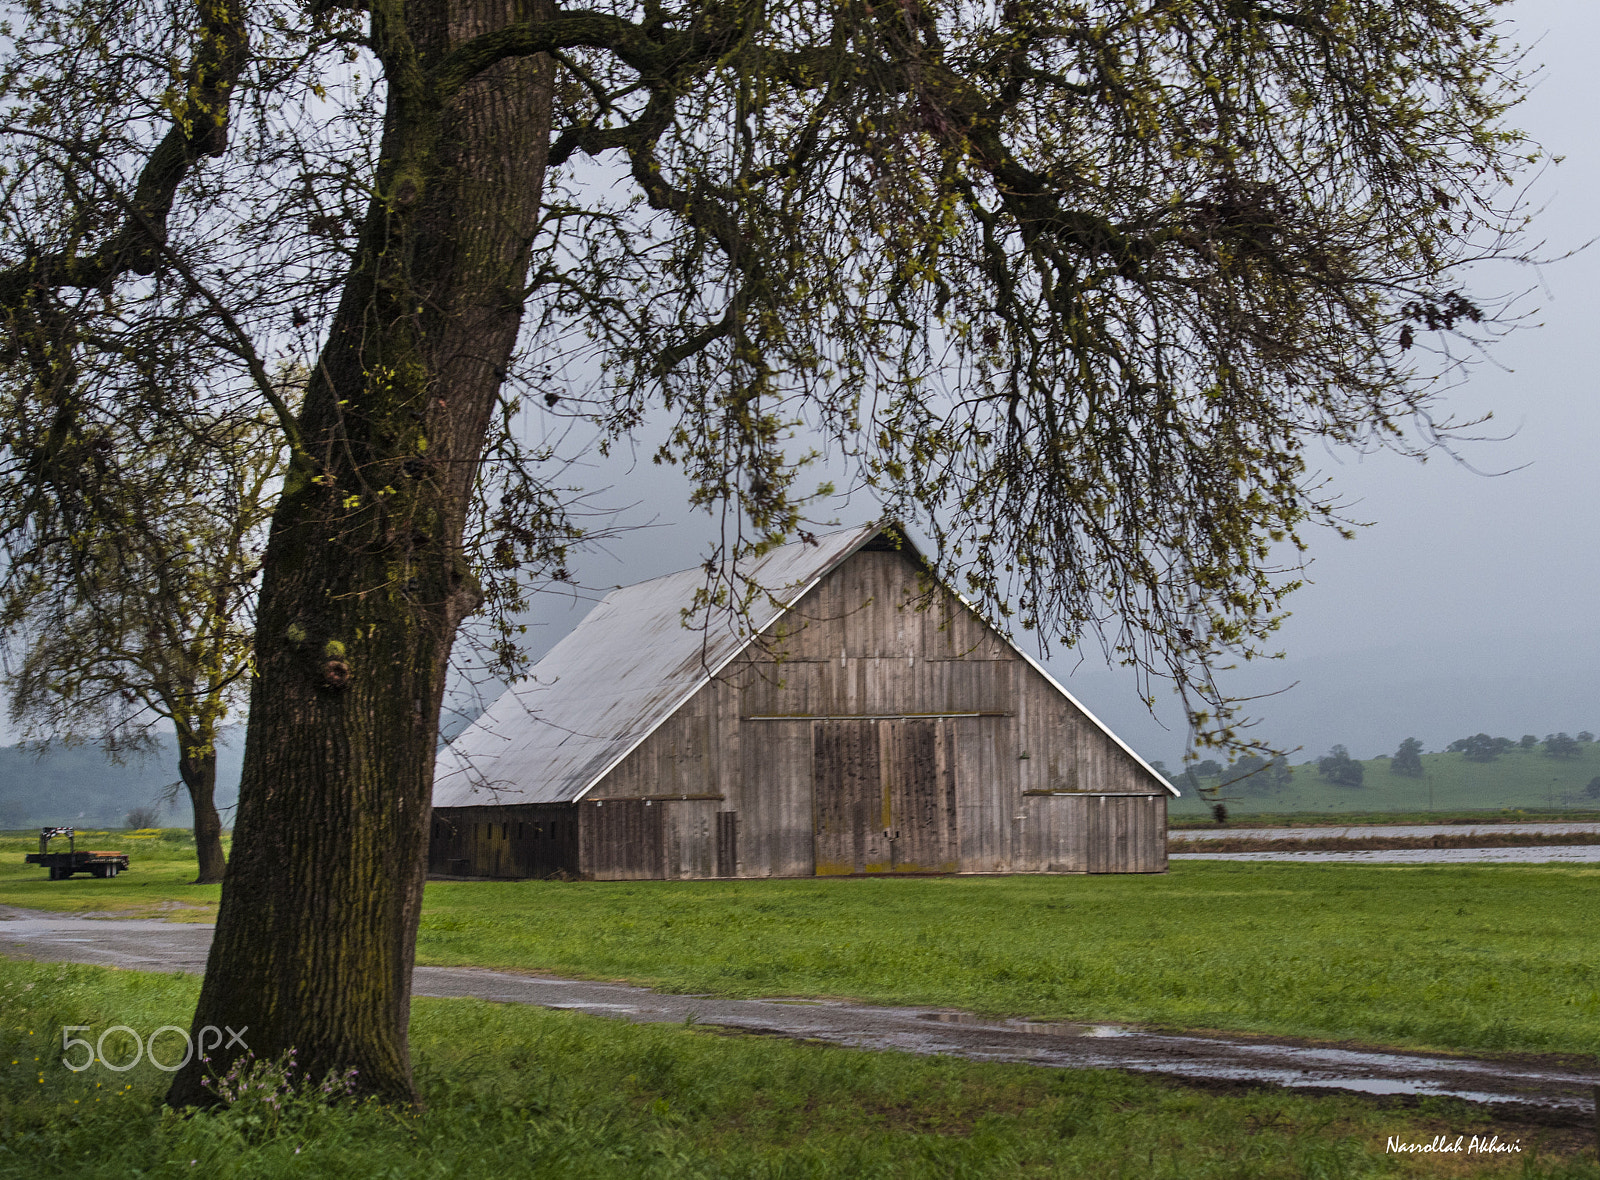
xmin=495 ymin=0 xmax=1600 ymax=769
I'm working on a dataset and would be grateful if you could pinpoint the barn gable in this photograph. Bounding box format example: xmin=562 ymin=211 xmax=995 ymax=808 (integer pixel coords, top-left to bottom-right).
xmin=432 ymin=525 xmax=1175 ymax=879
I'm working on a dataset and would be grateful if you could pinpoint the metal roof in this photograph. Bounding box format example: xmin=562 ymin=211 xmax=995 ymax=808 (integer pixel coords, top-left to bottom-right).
xmin=432 ymin=522 xmax=1177 ymax=806
xmin=432 ymin=524 xmax=880 ymax=807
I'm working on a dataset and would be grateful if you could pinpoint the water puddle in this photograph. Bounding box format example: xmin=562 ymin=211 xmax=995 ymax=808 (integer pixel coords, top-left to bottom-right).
xmin=917 ymin=1012 xmax=1130 ymax=1038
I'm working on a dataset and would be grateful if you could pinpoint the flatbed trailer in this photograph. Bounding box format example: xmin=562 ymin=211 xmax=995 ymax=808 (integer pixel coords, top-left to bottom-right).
xmin=23 ymin=827 xmax=130 ymax=880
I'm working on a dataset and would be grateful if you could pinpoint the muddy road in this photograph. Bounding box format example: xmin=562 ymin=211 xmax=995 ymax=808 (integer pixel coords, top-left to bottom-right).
xmin=2 ymin=906 xmax=1594 ymax=1121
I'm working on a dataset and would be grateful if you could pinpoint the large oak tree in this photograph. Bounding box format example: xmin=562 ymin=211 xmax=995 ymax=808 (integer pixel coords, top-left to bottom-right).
xmin=0 ymin=0 xmax=1536 ymax=1105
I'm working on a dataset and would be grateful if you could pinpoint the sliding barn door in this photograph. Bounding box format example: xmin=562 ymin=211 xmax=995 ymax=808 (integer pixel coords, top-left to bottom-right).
xmin=813 ymin=719 xmax=958 ymax=875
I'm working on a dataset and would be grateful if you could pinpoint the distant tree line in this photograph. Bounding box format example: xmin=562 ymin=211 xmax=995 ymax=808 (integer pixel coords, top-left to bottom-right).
xmin=1162 ymin=754 xmax=1294 ymax=797
xmin=1161 ymin=728 xmax=1597 ymax=798
xmin=1442 ymin=731 xmax=1592 ymax=763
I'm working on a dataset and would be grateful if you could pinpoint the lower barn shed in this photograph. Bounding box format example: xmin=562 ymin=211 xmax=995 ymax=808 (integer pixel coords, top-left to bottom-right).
xmin=430 ymin=525 xmax=1178 ymax=879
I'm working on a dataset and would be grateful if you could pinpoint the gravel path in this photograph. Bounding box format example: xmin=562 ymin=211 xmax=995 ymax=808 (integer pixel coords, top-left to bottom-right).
xmin=2 ymin=906 xmax=1594 ymax=1118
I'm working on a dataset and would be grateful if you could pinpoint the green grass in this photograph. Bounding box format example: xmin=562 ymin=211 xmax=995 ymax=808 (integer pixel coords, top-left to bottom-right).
xmin=0 ymin=831 xmax=220 ymax=921
xmin=415 ymin=864 xmax=1600 ymax=1057
xmin=1170 ymin=745 xmax=1600 ymax=817
xmin=1 ymin=958 xmax=1593 ymax=1179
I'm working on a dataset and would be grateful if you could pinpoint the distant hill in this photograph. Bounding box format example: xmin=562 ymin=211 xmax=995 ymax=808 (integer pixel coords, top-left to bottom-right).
xmin=1169 ymin=740 xmax=1600 ymax=816
xmin=0 ymin=731 xmax=243 ymax=829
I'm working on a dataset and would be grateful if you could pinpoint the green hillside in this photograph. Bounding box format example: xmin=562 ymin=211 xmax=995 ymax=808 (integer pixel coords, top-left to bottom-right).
xmin=0 ymin=731 xmax=243 ymax=829
xmin=1168 ymin=739 xmax=1600 ymax=817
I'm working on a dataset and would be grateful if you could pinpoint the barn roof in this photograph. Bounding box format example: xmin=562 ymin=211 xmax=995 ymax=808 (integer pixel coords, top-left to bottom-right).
xmin=433 ymin=524 xmax=1177 ymax=806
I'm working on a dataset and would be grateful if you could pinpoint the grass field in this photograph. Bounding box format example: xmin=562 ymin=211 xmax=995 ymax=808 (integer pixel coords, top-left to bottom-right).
xmin=0 ymin=831 xmax=220 ymax=921
xmin=4 ymin=838 xmax=1597 ymax=1059
xmin=412 ymin=865 xmax=1600 ymax=1057
xmin=1 ymin=958 xmax=1594 ymax=1179
xmin=1170 ymin=744 xmax=1600 ymax=817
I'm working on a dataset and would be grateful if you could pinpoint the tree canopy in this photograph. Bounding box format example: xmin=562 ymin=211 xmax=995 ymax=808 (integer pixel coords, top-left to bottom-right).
xmin=1543 ymin=732 xmax=1580 ymax=759
xmin=0 ymin=0 xmax=1541 ymax=1107
xmin=1316 ymin=744 xmax=1363 ymax=789
xmin=1390 ymin=736 xmax=1424 ymax=778
xmin=1448 ymin=733 xmax=1514 ymax=762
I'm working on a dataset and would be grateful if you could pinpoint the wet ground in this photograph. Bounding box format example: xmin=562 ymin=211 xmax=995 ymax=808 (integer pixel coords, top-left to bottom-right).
xmin=1170 ymin=846 xmax=1600 ymax=864
xmin=1173 ymin=822 xmax=1600 ymax=842
xmin=2 ymin=906 xmax=1594 ymax=1118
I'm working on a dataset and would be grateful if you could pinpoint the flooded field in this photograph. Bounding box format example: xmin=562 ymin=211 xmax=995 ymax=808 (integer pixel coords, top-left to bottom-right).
xmin=1174 ymin=822 xmax=1600 ymax=842
xmin=1168 ymin=821 xmax=1600 ymax=862
xmin=1171 ymin=845 xmax=1600 ymax=864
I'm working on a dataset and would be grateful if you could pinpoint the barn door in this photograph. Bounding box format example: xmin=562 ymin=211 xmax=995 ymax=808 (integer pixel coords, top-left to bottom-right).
xmin=813 ymin=719 xmax=958 ymax=875
xmin=812 ymin=721 xmax=888 ymax=875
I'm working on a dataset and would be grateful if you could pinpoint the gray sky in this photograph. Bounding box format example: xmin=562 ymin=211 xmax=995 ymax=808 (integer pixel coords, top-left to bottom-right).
xmin=503 ymin=0 xmax=1600 ymax=768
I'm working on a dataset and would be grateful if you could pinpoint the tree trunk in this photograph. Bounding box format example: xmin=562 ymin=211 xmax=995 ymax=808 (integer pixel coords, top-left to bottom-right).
xmin=177 ymin=741 xmax=226 ymax=885
xmin=166 ymin=0 xmax=555 ymax=1108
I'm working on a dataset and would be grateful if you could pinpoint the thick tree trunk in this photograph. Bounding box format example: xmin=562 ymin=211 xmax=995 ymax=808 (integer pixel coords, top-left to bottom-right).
xmin=177 ymin=743 xmax=226 ymax=885
xmin=167 ymin=0 xmax=554 ymax=1107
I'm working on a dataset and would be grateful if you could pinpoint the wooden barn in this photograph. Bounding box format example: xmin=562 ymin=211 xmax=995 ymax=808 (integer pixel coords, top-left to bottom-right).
xmin=429 ymin=524 xmax=1177 ymax=880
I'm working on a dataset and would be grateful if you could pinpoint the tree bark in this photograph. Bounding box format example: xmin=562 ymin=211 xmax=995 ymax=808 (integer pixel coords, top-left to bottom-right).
xmin=177 ymin=741 xmax=226 ymax=885
xmin=166 ymin=0 xmax=555 ymax=1107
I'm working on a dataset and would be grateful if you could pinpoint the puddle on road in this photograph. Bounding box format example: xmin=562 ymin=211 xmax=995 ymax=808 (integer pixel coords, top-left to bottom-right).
xmin=917 ymin=1012 xmax=1130 ymax=1038
xmin=896 ymin=1015 xmax=1597 ymax=1112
